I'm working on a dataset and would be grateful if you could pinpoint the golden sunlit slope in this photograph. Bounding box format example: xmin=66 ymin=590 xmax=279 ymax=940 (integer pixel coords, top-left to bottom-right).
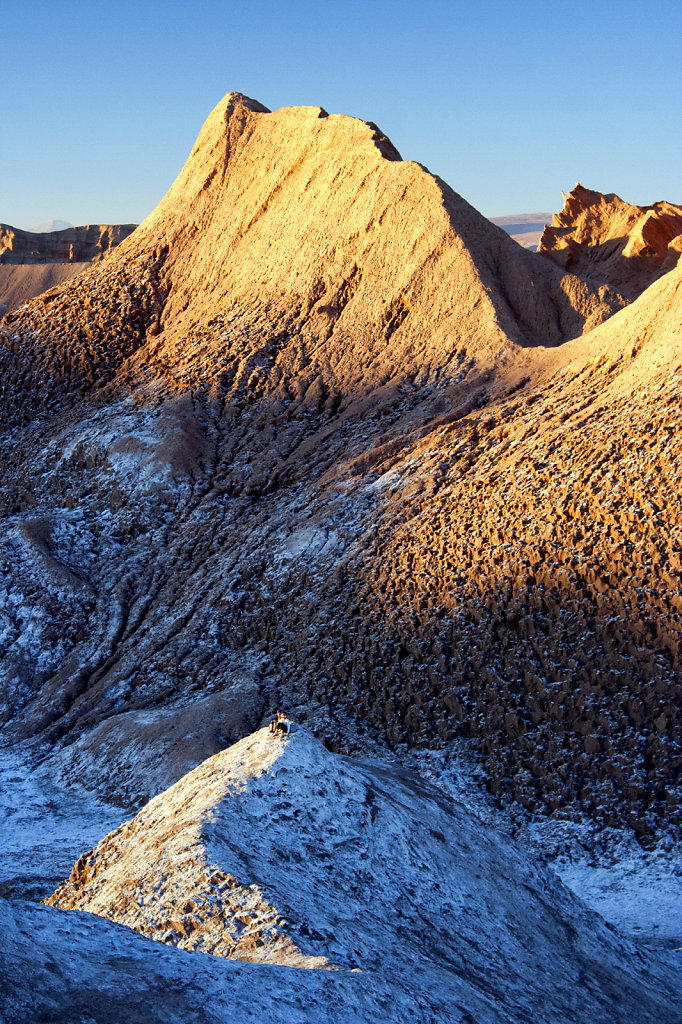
xmin=287 ymin=265 xmax=680 ymax=834
xmin=0 ymin=94 xmax=625 ymax=425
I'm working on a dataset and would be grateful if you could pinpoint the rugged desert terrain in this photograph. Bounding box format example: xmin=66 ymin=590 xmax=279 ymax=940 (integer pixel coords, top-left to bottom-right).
xmin=0 ymin=93 xmax=680 ymax=1022
xmin=538 ymin=184 xmax=682 ymax=297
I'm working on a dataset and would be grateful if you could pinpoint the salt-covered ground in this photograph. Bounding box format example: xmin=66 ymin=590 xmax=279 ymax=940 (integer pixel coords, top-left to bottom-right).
xmin=1 ymin=729 xmax=679 ymax=1024
xmin=553 ymin=845 xmax=682 ymax=944
xmin=0 ymin=746 xmax=125 ymax=900
xmin=396 ymin=743 xmax=682 ymax=946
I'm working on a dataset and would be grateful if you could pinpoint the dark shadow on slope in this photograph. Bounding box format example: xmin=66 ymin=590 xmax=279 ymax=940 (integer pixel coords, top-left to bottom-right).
xmin=0 ymin=361 xmax=494 ymax=751
xmin=244 ymin=551 xmax=680 ymax=842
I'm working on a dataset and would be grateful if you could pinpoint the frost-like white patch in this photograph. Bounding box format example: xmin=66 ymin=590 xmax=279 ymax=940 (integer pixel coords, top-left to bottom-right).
xmin=550 ymin=842 xmax=682 ymax=942
xmin=368 ymin=467 xmax=403 ymax=491
xmin=0 ymin=747 xmax=125 ymax=890
xmin=0 ymin=730 xmax=679 ymax=1024
xmin=283 ymin=526 xmax=339 ymax=559
xmin=399 ymin=743 xmax=682 ymax=945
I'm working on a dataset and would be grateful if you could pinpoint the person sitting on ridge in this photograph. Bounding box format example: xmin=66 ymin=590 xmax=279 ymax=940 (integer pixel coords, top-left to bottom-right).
xmin=269 ymin=709 xmax=291 ymax=735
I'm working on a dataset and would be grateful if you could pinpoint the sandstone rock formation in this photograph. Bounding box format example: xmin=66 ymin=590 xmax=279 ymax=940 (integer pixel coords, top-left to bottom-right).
xmin=43 ymin=727 xmax=679 ymax=1023
xmin=538 ymin=184 xmax=682 ymax=297
xmin=0 ymin=221 xmax=136 ymax=315
xmin=0 ymin=93 xmax=679 ymax=846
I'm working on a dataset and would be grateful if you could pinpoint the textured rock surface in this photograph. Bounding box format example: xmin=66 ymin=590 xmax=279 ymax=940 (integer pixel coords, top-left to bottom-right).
xmin=43 ymin=727 xmax=678 ymax=1023
xmin=0 ymin=895 xmax=426 ymax=1024
xmin=538 ymin=183 xmax=682 ymax=297
xmin=0 ymin=93 xmax=679 ymax=845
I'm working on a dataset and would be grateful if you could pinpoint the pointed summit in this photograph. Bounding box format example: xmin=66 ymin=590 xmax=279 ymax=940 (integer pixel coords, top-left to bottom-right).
xmin=1 ymin=93 xmax=679 ymax=857
xmin=1 ymin=93 xmax=626 ymax=425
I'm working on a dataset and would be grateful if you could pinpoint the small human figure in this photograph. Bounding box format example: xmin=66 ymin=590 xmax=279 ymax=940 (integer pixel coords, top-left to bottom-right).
xmin=269 ymin=709 xmax=291 ymax=735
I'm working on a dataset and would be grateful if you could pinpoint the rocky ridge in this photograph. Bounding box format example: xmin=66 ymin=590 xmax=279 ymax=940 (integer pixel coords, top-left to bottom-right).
xmin=0 ymin=93 xmax=679 ymax=847
xmin=538 ymin=183 xmax=682 ymax=297
xmin=0 ymin=222 xmax=136 ymax=265
xmin=42 ymin=727 xmax=679 ymax=1023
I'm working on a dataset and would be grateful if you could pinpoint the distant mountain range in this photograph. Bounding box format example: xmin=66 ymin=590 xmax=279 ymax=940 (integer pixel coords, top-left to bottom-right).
xmin=24 ymin=214 xmax=552 ymax=248
xmin=28 ymin=218 xmax=73 ymax=233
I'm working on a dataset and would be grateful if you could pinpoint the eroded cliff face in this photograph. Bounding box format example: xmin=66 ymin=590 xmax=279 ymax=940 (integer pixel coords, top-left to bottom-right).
xmin=538 ymin=183 xmax=682 ymax=297
xmin=0 ymin=222 xmax=137 ymax=265
xmin=0 ymin=95 xmax=628 ymax=427
xmin=0 ymin=221 xmax=137 ymax=316
xmin=0 ymin=94 xmax=679 ymax=843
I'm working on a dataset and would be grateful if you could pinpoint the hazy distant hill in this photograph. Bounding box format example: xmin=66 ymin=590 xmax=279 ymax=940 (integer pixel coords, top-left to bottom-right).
xmin=29 ymin=218 xmax=73 ymax=233
xmin=489 ymin=211 xmax=553 ymax=250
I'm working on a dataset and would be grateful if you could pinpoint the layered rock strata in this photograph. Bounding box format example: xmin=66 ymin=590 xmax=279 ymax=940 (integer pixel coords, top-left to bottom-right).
xmin=0 ymin=222 xmax=137 ymax=316
xmin=0 ymin=222 xmax=136 ymax=265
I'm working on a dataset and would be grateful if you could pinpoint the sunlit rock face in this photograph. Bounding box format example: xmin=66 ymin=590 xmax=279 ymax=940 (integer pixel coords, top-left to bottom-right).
xmin=538 ymin=183 xmax=682 ymax=297
xmin=0 ymin=92 xmax=679 ymax=844
xmin=42 ymin=727 xmax=679 ymax=1023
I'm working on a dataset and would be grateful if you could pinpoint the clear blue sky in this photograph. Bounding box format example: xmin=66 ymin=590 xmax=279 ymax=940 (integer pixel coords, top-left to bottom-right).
xmin=2 ymin=0 xmax=680 ymax=228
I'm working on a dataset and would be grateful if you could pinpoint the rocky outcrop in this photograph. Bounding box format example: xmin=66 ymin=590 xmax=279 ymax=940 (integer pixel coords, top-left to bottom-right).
xmin=538 ymin=183 xmax=682 ymax=297
xmin=0 ymin=93 xmax=679 ymax=842
xmin=44 ymin=727 xmax=679 ymax=1023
